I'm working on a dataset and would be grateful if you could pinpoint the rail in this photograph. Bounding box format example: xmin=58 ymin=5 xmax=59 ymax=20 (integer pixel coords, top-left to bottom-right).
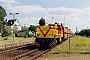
xmin=28 ymin=49 xmax=50 ymax=60
xmin=0 ymin=41 xmax=34 ymax=51
xmin=7 ymin=49 xmax=38 ymax=60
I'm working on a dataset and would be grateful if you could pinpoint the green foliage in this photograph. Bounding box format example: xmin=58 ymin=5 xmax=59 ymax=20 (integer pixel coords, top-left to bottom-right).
xmin=0 ymin=19 xmax=7 ymax=32
xmin=0 ymin=6 xmax=7 ymax=20
xmin=28 ymin=25 xmax=37 ymax=32
xmin=0 ymin=6 xmax=7 ymax=32
xmin=28 ymin=25 xmax=37 ymax=37
xmin=1 ymin=28 xmax=12 ymax=37
xmin=21 ymin=26 xmax=28 ymax=31
xmin=78 ymin=29 xmax=90 ymax=37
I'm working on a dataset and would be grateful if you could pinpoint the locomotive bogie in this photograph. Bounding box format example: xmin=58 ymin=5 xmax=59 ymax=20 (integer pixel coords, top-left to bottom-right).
xmin=35 ymin=38 xmax=62 ymax=48
xmin=35 ymin=38 xmax=54 ymax=48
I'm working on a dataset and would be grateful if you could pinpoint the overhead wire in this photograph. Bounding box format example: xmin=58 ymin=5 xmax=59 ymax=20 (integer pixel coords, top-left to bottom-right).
xmin=36 ymin=0 xmax=66 ymax=16
xmin=35 ymin=0 xmax=53 ymax=14
xmin=35 ymin=0 xmax=65 ymax=20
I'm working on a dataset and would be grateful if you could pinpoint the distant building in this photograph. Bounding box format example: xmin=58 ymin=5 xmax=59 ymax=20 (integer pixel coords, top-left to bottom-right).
xmin=5 ymin=19 xmax=21 ymax=32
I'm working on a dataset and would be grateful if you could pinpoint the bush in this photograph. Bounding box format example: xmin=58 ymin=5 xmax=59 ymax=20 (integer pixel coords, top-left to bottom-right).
xmin=1 ymin=28 xmax=12 ymax=37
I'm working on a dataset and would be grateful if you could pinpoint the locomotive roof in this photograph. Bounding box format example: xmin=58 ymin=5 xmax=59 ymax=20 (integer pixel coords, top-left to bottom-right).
xmin=48 ymin=23 xmax=62 ymax=26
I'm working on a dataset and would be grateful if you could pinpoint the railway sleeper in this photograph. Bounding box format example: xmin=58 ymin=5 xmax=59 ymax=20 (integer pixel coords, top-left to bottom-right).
xmin=7 ymin=49 xmax=38 ymax=60
xmin=29 ymin=49 xmax=50 ymax=60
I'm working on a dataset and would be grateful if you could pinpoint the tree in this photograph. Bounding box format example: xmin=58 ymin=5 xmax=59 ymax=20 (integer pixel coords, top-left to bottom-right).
xmin=0 ymin=6 xmax=7 ymax=32
xmin=21 ymin=26 xmax=28 ymax=31
xmin=0 ymin=6 xmax=7 ymax=20
xmin=28 ymin=25 xmax=37 ymax=37
xmin=28 ymin=25 xmax=37 ymax=32
xmin=78 ymin=29 xmax=90 ymax=37
xmin=1 ymin=28 xmax=12 ymax=37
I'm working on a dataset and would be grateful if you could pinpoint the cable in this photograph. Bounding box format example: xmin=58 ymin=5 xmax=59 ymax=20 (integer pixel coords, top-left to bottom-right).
xmin=35 ymin=0 xmax=53 ymax=14
xmin=36 ymin=0 xmax=63 ymax=20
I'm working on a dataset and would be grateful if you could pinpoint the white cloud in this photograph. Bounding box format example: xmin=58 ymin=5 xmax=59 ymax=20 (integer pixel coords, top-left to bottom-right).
xmin=3 ymin=3 xmax=90 ymax=32
xmin=47 ymin=7 xmax=85 ymax=15
xmin=4 ymin=4 xmax=85 ymax=16
xmin=3 ymin=4 xmax=45 ymax=14
xmin=0 ymin=0 xmax=19 ymax=4
xmin=19 ymin=17 xmax=40 ymax=26
xmin=84 ymin=7 xmax=90 ymax=14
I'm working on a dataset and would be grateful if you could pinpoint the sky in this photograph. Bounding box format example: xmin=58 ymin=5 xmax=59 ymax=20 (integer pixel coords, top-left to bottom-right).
xmin=0 ymin=0 xmax=90 ymax=33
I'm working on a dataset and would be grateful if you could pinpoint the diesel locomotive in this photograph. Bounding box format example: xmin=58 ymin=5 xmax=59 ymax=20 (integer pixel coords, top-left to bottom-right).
xmin=35 ymin=18 xmax=74 ymax=48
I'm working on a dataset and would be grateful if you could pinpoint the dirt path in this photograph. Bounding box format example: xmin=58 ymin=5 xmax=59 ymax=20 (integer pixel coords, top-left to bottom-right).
xmin=36 ymin=54 xmax=90 ymax=60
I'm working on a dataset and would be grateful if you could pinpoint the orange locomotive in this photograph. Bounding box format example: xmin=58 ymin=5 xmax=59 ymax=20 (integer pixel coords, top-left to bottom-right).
xmin=35 ymin=18 xmax=74 ymax=48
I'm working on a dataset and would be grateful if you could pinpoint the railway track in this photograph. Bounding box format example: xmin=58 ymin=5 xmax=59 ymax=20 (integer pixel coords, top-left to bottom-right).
xmin=6 ymin=48 xmax=51 ymax=60
xmin=0 ymin=41 xmax=35 ymax=56
xmin=7 ymin=49 xmax=38 ymax=60
xmin=0 ymin=43 xmax=38 ymax=60
xmin=0 ymin=41 xmax=34 ymax=52
xmin=0 ymin=41 xmax=56 ymax=60
xmin=0 ymin=44 xmax=53 ymax=60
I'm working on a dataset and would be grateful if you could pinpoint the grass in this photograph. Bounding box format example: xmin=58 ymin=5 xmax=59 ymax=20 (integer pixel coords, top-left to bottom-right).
xmin=50 ymin=36 xmax=90 ymax=54
xmin=0 ymin=36 xmax=35 ymax=46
